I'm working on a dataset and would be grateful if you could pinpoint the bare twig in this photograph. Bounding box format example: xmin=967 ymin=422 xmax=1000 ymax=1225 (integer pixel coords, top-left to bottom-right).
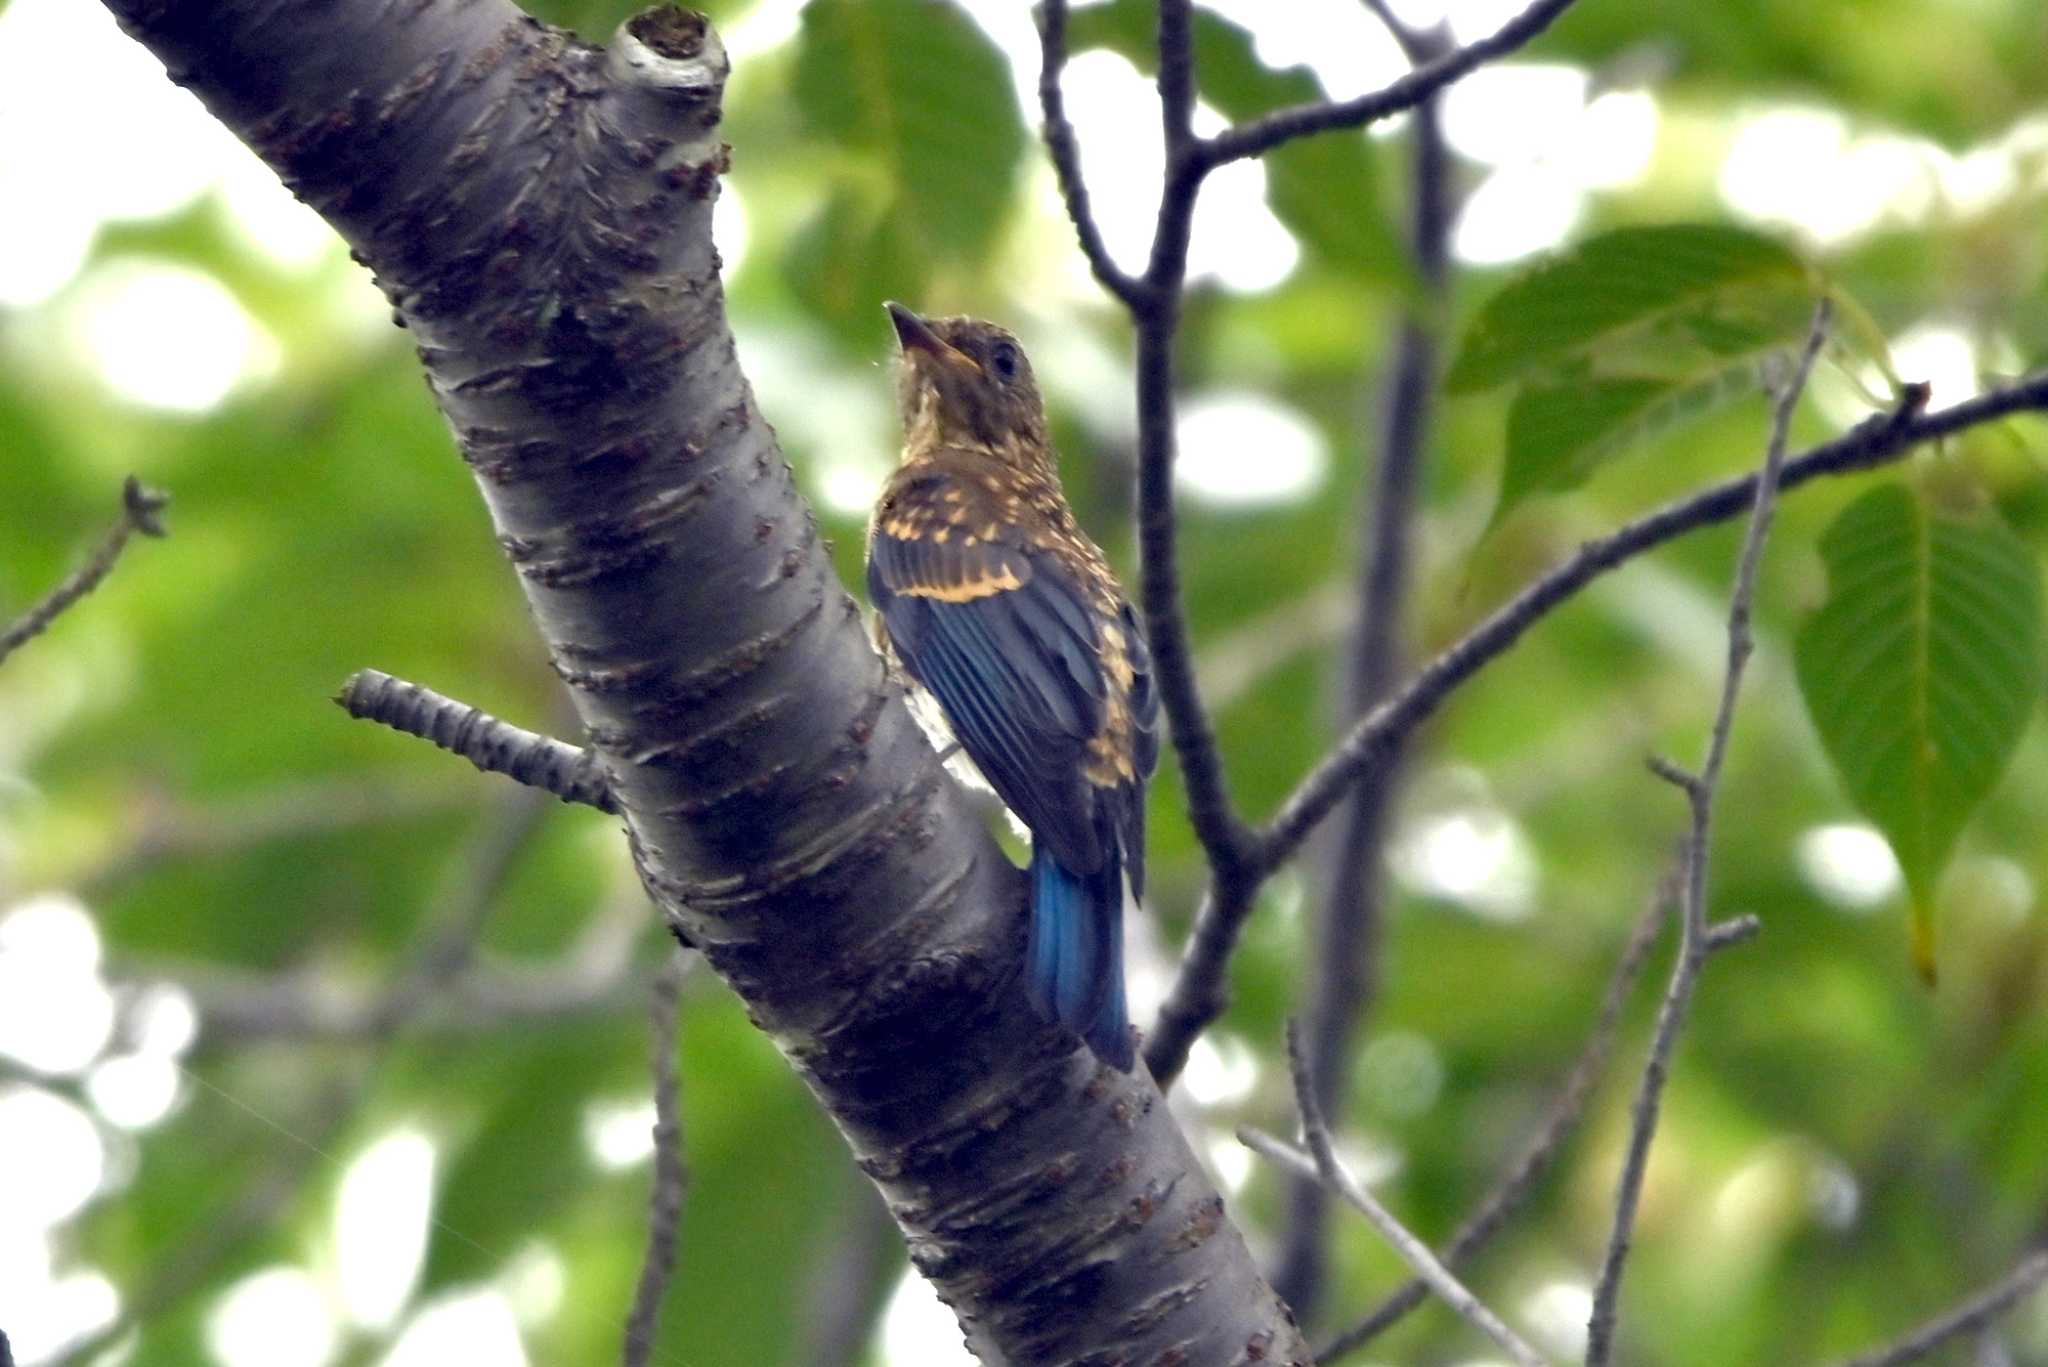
xmin=1248 ymin=1022 xmax=1550 ymax=1367
xmin=1318 ymin=863 xmax=1677 ymax=1362
xmin=1275 ymin=35 xmax=1451 ymax=1317
xmin=1033 ymin=0 xmax=1145 ymax=308
xmin=0 ymin=475 xmax=168 ymax=667
xmin=337 ymin=668 xmax=616 ymax=813
xmin=1038 ymin=0 xmax=1256 ymax=881
xmin=624 ymin=948 xmax=693 ymax=1367
xmin=1199 ymin=0 xmax=1585 ymax=169
xmin=1822 ymin=1250 xmax=2048 ymax=1367
xmin=1584 ymin=301 xmax=1831 ymax=1366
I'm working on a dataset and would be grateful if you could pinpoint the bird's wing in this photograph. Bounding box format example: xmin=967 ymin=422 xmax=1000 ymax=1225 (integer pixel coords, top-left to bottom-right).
xmin=869 ymin=519 xmax=1111 ymax=874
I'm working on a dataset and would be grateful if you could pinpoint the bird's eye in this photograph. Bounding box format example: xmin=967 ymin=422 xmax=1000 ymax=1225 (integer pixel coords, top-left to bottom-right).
xmin=990 ymin=342 xmax=1020 ymax=381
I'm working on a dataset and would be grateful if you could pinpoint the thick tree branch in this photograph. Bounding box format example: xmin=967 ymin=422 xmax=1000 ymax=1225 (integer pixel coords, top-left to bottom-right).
xmin=103 ymin=3 xmax=1305 ymax=1358
xmin=1198 ymin=0 xmax=1585 ymax=169
xmin=623 ymin=948 xmax=692 ymax=1367
xmin=0 ymin=475 xmax=167 ymax=667
xmin=1318 ymin=860 xmax=1678 ymax=1362
xmin=1585 ymin=302 xmax=1830 ymax=1366
xmin=337 ymin=668 xmax=618 ymax=812
xmin=1821 ymin=1250 xmax=2048 ymax=1367
xmin=1275 ymin=34 xmax=1451 ymax=1317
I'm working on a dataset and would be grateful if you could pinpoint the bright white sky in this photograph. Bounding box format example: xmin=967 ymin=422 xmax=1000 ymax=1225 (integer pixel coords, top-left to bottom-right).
xmin=0 ymin=0 xmax=2031 ymax=1361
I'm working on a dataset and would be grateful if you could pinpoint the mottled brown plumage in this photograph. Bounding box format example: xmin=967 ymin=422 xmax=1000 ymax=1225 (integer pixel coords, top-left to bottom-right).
xmin=866 ymin=304 xmax=1157 ymax=1069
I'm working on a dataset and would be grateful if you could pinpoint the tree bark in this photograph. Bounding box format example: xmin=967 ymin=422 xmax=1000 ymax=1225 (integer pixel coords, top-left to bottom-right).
xmin=94 ymin=0 xmax=1308 ymax=1360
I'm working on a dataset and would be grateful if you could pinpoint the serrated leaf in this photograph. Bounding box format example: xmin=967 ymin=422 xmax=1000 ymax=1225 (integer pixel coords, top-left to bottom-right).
xmin=1490 ymin=360 xmax=1762 ymax=531
xmin=1064 ymin=0 xmax=1399 ymax=279
xmin=1446 ymin=224 xmax=1813 ymax=393
xmin=1794 ymin=483 xmax=2044 ymax=979
xmin=793 ymin=0 xmax=1025 ymax=256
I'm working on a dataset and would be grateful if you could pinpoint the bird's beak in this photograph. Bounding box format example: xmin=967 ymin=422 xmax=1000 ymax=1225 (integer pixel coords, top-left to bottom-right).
xmin=885 ymin=302 xmax=982 ymax=375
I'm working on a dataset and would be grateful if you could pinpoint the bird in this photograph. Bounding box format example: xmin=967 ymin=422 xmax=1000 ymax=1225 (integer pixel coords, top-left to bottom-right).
xmin=866 ymin=302 xmax=1158 ymax=1071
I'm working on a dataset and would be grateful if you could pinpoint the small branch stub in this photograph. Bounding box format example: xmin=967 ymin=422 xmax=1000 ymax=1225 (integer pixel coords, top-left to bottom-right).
xmin=335 ymin=669 xmax=616 ymax=813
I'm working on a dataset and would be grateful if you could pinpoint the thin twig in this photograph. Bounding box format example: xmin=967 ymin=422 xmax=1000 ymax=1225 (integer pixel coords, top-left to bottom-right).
xmin=1199 ymin=0 xmax=1585 ymax=169
xmin=1584 ymin=300 xmax=1831 ymax=1366
xmin=1034 ymin=0 xmax=1145 ymax=308
xmin=1250 ymin=1022 xmax=1550 ymax=1367
xmin=1821 ymin=1250 xmax=2048 ymax=1367
xmin=336 ymin=668 xmax=616 ymax=812
xmin=0 ymin=475 xmax=168 ymax=667
xmin=1039 ymin=0 xmax=1254 ymax=881
xmin=1318 ymin=862 xmax=1677 ymax=1362
xmin=1274 ymin=42 xmax=1451 ymax=1318
xmin=623 ymin=948 xmax=693 ymax=1367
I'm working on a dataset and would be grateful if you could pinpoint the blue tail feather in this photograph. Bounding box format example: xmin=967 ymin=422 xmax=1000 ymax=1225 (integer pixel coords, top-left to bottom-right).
xmin=1026 ymin=846 xmax=1133 ymax=1070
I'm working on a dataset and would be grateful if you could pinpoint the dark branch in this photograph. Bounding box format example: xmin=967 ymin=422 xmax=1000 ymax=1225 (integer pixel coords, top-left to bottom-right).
xmin=1034 ymin=0 xmax=1145 ymax=308
xmin=1585 ymin=302 xmax=1830 ymax=1366
xmin=1319 ymin=861 xmax=1677 ymax=1362
xmin=623 ymin=949 xmax=693 ymax=1367
xmin=1155 ymin=0 xmax=1197 ymax=158
xmin=1199 ymin=0 xmax=1585 ymax=169
xmin=1275 ymin=48 xmax=1450 ymax=1318
xmin=0 ymin=475 xmax=168 ymax=667
xmin=337 ymin=669 xmax=616 ymax=813
xmin=1821 ymin=1250 xmax=2048 ymax=1367
xmin=1131 ymin=311 xmax=1256 ymax=877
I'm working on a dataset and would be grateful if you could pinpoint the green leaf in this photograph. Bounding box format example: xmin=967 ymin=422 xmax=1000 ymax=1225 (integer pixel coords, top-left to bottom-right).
xmin=1446 ymin=224 xmax=1813 ymax=394
xmin=780 ymin=190 xmax=931 ymax=348
xmin=1794 ymin=483 xmax=2044 ymax=979
xmin=1492 ymin=365 xmax=1760 ymax=527
xmin=793 ymin=0 xmax=1025 ymax=257
xmin=1064 ymin=0 xmax=1400 ymax=279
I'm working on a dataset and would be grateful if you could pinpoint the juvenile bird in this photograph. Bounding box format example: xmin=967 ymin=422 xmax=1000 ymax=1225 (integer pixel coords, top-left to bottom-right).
xmin=867 ymin=303 xmax=1158 ymax=1071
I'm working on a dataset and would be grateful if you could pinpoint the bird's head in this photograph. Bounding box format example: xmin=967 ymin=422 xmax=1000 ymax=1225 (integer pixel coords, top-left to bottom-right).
xmin=887 ymin=303 xmax=1050 ymax=466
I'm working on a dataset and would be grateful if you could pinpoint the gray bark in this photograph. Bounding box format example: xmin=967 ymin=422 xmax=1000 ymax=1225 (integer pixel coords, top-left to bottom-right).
xmin=94 ymin=0 xmax=1309 ymax=1360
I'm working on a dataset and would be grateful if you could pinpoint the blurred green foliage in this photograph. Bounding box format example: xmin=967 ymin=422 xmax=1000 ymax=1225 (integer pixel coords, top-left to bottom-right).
xmin=3 ymin=0 xmax=2048 ymax=1365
